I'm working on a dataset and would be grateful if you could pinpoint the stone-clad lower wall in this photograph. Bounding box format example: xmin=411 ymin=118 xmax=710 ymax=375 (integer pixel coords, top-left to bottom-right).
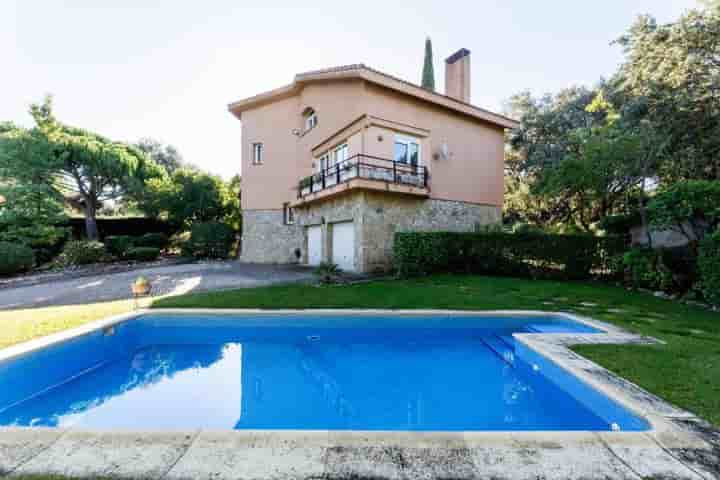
xmin=241 ymin=194 xmax=500 ymax=271
xmin=240 ymin=210 xmax=304 ymax=264
xmin=359 ymin=192 xmax=501 ymax=272
xmin=291 ymin=191 xmax=500 ymax=272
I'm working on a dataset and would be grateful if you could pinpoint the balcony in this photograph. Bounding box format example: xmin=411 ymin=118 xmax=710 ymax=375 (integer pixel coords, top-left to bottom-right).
xmin=295 ymin=154 xmax=428 ymax=205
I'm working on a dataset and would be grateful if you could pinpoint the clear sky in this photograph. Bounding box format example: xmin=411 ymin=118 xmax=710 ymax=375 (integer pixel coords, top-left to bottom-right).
xmin=2 ymin=1 xmax=698 ymax=179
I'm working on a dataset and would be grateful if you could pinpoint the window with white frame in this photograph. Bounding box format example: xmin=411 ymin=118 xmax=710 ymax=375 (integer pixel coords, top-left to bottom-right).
xmin=283 ymin=202 xmax=295 ymax=225
xmin=252 ymin=143 xmax=263 ymax=165
xmin=394 ymin=135 xmax=420 ymax=167
xmin=305 ymin=111 xmax=318 ymax=131
xmin=316 ymin=143 xmax=348 ymax=172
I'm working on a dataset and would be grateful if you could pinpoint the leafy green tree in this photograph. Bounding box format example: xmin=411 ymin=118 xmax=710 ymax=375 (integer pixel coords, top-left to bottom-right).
xmin=134 ymin=138 xmax=185 ymax=174
xmin=224 ymin=174 xmax=242 ymax=233
xmin=647 ymin=180 xmax=720 ymax=243
xmin=421 ymin=37 xmax=435 ymax=91
xmin=506 ymin=87 xmax=607 ymax=174
xmin=504 ymin=87 xmax=611 ymax=229
xmin=139 ymin=168 xmax=232 ymax=228
xmin=616 ymin=9 xmax=720 ymax=181
xmin=0 ymin=122 xmax=67 ymax=253
xmin=18 ymin=96 xmax=164 ymax=240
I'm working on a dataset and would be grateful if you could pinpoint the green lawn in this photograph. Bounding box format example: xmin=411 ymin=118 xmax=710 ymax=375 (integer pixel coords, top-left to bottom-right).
xmin=154 ymin=274 xmax=720 ymax=425
xmin=0 ymin=299 xmax=139 ymax=350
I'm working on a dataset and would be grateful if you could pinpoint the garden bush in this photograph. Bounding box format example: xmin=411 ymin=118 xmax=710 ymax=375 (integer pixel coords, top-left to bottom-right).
xmin=64 ymin=218 xmax=177 ymax=239
xmin=104 ymin=235 xmax=136 ymax=257
xmin=126 ymin=246 xmax=161 ymax=262
xmin=0 ymin=242 xmax=34 ymax=276
xmin=55 ymin=240 xmax=106 ymax=267
xmin=394 ymin=231 xmax=624 ymax=280
xmin=135 ymin=232 xmax=169 ymax=250
xmin=622 ymin=246 xmax=698 ymax=293
xmin=182 ymin=222 xmax=235 ymax=259
xmin=698 ymin=230 xmax=720 ymax=306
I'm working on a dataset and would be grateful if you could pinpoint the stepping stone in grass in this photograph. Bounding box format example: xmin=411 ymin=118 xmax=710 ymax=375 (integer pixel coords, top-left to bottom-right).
xmin=580 ymin=302 xmax=598 ymax=307
xmin=607 ymin=308 xmax=626 ymax=314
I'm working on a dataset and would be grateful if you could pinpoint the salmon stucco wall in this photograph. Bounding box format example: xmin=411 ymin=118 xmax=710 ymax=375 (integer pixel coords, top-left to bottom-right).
xmin=240 ymin=79 xmax=366 ymax=211
xmin=239 ymin=78 xmax=506 ymax=210
xmin=362 ymin=83 xmax=505 ymax=207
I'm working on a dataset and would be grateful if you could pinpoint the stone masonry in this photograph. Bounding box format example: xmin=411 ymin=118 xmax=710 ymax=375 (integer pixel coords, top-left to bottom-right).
xmin=240 ymin=210 xmax=304 ymax=264
xmin=295 ymin=191 xmax=499 ymax=272
xmin=242 ymin=193 xmax=500 ymax=271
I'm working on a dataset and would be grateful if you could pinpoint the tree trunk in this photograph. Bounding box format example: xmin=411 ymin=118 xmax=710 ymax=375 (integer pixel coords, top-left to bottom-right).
xmin=84 ymin=198 xmax=99 ymax=241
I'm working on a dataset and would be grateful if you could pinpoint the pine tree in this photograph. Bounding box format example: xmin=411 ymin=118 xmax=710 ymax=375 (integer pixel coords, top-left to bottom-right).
xmin=422 ymin=37 xmax=435 ymax=91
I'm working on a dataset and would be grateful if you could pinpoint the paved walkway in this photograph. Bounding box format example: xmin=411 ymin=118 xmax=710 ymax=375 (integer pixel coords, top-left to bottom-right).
xmin=0 ymin=262 xmax=314 ymax=310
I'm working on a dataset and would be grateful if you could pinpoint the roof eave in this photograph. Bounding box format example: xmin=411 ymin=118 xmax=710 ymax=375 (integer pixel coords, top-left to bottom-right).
xmin=227 ymin=66 xmax=520 ymax=130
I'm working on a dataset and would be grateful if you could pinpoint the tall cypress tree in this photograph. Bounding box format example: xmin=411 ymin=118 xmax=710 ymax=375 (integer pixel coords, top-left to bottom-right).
xmin=422 ymin=37 xmax=435 ymax=91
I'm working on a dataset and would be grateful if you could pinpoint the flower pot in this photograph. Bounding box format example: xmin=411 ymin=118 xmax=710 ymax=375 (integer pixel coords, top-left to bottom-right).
xmin=132 ymin=282 xmax=151 ymax=296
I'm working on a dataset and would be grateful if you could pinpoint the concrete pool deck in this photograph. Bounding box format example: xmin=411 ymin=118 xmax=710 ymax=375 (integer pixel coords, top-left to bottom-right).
xmin=1 ymin=309 xmax=718 ymax=479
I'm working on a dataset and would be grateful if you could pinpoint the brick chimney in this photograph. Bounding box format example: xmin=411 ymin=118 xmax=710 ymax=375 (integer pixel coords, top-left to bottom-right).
xmin=445 ymin=48 xmax=471 ymax=103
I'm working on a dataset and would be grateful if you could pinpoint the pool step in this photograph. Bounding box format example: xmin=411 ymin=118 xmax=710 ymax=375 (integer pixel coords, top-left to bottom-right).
xmin=482 ymin=334 xmax=516 ymax=366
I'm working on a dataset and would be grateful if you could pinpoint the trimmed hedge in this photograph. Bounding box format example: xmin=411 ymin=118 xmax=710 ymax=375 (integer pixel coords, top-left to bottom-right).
xmin=0 ymin=242 xmax=34 ymax=276
xmin=136 ymin=232 xmax=169 ymax=249
xmin=63 ymin=217 xmax=177 ymax=240
xmin=182 ymin=222 xmax=235 ymax=259
xmin=126 ymin=246 xmax=161 ymax=262
xmin=394 ymin=232 xmax=625 ymax=280
xmin=105 ymin=235 xmax=136 ymax=257
xmin=699 ymin=231 xmax=720 ymax=306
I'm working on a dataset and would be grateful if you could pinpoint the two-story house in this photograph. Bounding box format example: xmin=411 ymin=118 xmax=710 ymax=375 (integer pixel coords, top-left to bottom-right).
xmin=229 ymin=49 xmax=519 ymax=273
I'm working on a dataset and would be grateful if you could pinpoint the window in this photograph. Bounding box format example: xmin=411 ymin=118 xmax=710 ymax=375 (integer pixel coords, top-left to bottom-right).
xmin=252 ymin=143 xmax=263 ymax=165
xmin=394 ymin=136 xmax=420 ymax=168
xmin=318 ymin=152 xmax=330 ymax=172
xmin=316 ymin=143 xmax=348 ymax=172
xmin=303 ymin=108 xmax=318 ymax=132
xmin=305 ymin=112 xmax=318 ymax=131
xmin=334 ymin=143 xmax=349 ymax=166
xmin=283 ymin=202 xmax=295 ymax=225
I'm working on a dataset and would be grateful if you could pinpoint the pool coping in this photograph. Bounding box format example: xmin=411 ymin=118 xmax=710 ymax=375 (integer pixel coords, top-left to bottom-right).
xmin=1 ymin=308 xmax=718 ymax=480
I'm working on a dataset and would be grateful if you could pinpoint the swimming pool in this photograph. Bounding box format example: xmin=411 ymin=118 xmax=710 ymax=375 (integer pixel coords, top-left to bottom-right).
xmin=0 ymin=313 xmax=649 ymax=432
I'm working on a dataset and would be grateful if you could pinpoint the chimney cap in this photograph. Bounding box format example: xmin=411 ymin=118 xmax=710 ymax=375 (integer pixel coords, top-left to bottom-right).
xmin=445 ymin=48 xmax=471 ymax=64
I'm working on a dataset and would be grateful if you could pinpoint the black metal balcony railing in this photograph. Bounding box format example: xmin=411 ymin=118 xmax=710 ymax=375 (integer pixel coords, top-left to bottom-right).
xmin=297 ymin=154 xmax=428 ymax=198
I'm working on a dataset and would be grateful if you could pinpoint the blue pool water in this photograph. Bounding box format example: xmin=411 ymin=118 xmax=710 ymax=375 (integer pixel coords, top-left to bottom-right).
xmin=0 ymin=314 xmax=649 ymax=431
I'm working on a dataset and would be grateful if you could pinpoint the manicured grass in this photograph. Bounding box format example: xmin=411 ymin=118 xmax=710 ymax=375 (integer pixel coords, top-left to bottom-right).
xmin=154 ymin=274 xmax=720 ymax=425
xmin=0 ymin=299 xmax=139 ymax=350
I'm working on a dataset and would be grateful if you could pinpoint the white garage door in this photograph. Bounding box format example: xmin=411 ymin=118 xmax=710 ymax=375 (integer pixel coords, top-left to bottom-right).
xmin=307 ymin=225 xmax=322 ymax=266
xmin=332 ymin=221 xmax=355 ymax=272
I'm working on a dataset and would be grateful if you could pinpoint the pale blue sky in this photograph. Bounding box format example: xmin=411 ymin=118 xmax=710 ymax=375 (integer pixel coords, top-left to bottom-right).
xmin=2 ymin=1 xmax=698 ymax=178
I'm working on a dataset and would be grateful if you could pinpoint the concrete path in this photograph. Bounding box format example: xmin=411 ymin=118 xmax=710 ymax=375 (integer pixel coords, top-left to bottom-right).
xmin=0 ymin=262 xmax=314 ymax=310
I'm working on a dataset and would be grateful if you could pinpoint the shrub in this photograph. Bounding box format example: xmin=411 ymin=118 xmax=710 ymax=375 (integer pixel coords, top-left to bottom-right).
xmin=623 ymin=248 xmax=669 ymax=291
xmin=314 ymin=262 xmax=341 ymax=284
xmin=622 ymin=246 xmax=697 ymax=292
xmin=698 ymin=231 xmax=720 ymax=306
xmin=182 ymin=222 xmax=235 ymax=259
xmin=0 ymin=242 xmax=34 ymax=276
xmin=394 ymin=231 xmax=625 ymax=280
xmin=136 ymin=232 xmax=169 ymax=249
xmin=55 ymin=241 xmax=106 ymax=267
xmin=63 ymin=217 xmax=177 ymax=239
xmin=126 ymin=246 xmax=161 ymax=262
xmin=648 ymin=180 xmax=720 ymax=241
xmin=104 ymin=235 xmax=136 ymax=257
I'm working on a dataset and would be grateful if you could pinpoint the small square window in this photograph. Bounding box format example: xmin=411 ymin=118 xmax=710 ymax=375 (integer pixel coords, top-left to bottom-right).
xmin=305 ymin=113 xmax=318 ymax=131
xmin=283 ymin=203 xmax=295 ymax=225
xmin=252 ymin=143 xmax=263 ymax=165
